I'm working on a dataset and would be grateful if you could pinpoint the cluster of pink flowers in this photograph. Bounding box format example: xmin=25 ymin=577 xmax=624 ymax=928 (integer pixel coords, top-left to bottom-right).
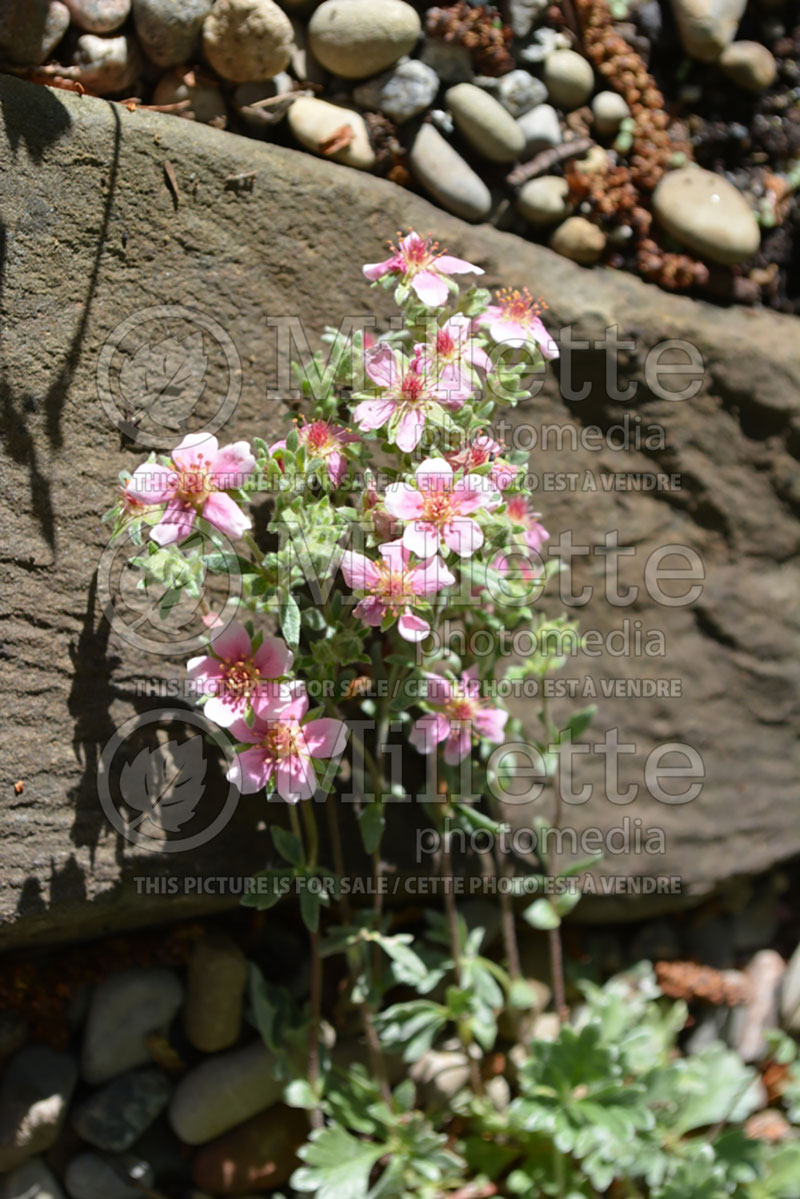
xmin=409 ymin=668 xmax=508 ymax=764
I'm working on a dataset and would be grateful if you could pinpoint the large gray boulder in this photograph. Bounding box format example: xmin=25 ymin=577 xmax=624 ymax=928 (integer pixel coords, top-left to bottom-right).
xmin=0 ymin=75 xmax=798 ymax=944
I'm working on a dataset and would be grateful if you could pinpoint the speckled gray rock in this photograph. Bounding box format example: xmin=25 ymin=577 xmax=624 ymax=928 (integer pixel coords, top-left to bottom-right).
xmin=517 ymin=103 xmax=561 ymax=153
xmin=718 ymin=40 xmax=777 ymax=93
xmin=153 ymin=68 xmax=228 ymax=125
xmin=132 ymin=0 xmax=213 ymax=68
xmin=669 ymin=0 xmax=747 ymax=62
xmin=71 ymin=1069 xmax=171 ymax=1152
xmin=544 ymin=49 xmax=595 ymax=109
xmin=0 ymin=1047 xmax=78 ymax=1171
xmin=475 ymin=69 xmax=547 ymax=118
xmin=185 ymin=934 xmax=248 ymax=1053
xmin=64 ymin=1153 xmax=154 ymax=1199
xmin=309 ymin=0 xmax=420 ymax=80
xmin=0 ymin=0 xmax=70 ymax=66
xmin=409 ymin=122 xmax=492 ymax=222
xmin=203 ymin=0 xmax=294 ymax=82
xmin=420 ymin=37 xmax=473 ymax=83
xmin=652 ymin=166 xmax=761 ymax=264
xmin=353 ymin=59 xmax=439 ymax=123
xmin=81 ymin=969 xmax=184 ymax=1086
xmin=0 ymin=1158 xmax=65 ymax=1199
xmin=288 ymin=97 xmax=376 ymax=169
xmin=169 ymin=1042 xmax=284 ymax=1145
xmin=549 ymin=216 xmax=606 ymax=264
xmin=71 ymin=33 xmax=142 ymax=94
xmin=509 ymin=0 xmax=549 ymax=38
xmin=592 ymin=89 xmax=631 ymax=134
xmin=517 ymin=175 xmax=571 ymax=226
xmin=446 ymin=83 xmax=525 ymax=163
xmin=64 ymin=0 xmax=130 ymax=32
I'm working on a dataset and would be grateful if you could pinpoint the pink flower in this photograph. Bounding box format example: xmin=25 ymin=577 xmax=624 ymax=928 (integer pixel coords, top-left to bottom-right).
xmin=340 ymin=540 xmax=455 ymax=642
xmin=353 ymin=343 xmax=454 ymax=452
xmin=227 ymin=683 xmax=348 ymax=803
xmin=417 ymin=314 xmax=491 ymax=407
xmin=479 ymin=288 xmax=559 ymax=359
xmin=446 ymin=434 xmax=519 ymax=491
xmin=409 ymin=668 xmax=508 ymax=764
xmin=505 ymin=495 xmax=550 ymax=553
xmin=270 ymin=418 xmax=359 ymax=487
xmin=363 ymin=231 xmax=483 ymax=307
xmin=186 ymin=622 xmax=293 ymax=729
xmin=127 ymin=433 xmax=255 ymax=546
xmin=384 ymin=456 xmax=499 ymax=559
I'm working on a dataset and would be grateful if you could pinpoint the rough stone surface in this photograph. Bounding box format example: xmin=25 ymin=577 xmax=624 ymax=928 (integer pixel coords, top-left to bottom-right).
xmin=0 ymin=0 xmax=70 ymax=66
xmin=543 ymin=48 xmax=595 ymax=109
xmin=353 ymin=59 xmax=439 ymax=124
xmin=0 ymin=1048 xmax=78 ymax=1171
xmin=0 ymin=76 xmax=799 ymax=941
xmin=64 ymin=0 xmax=131 ymax=34
xmin=446 ymin=82 xmax=526 ymax=163
xmin=420 ymin=37 xmax=473 ymax=83
xmin=191 ymin=1106 xmax=308 ymax=1194
xmin=516 ymin=175 xmax=571 ymax=226
xmin=308 ymin=0 xmax=420 ymax=80
xmin=0 ymin=1158 xmax=66 ymax=1199
xmin=669 ymin=0 xmax=747 ymax=62
xmin=549 ymin=215 xmax=606 ymax=263
xmin=63 ymin=1153 xmax=154 ymax=1199
xmin=71 ymin=1068 xmax=171 ymax=1151
xmin=517 ymin=102 xmax=561 ymax=152
xmin=202 ymin=0 xmax=294 ymax=83
xmin=718 ymin=40 xmax=778 ymax=94
xmin=185 ymin=934 xmax=248 ymax=1052
xmin=81 ymin=969 xmax=184 ymax=1084
xmin=169 ymin=1042 xmax=284 ymax=1145
xmin=287 ymin=97 xmax=375 ymax=169
xmin=653 ymin=166 xmax=761 ymax=265
xmin=409 ymin=122 xmax=492 ymax=222
xmin=133 ymin=0 xmax=213 ymax=69
xmin=475 ymin=69 xmax=548 ymax=118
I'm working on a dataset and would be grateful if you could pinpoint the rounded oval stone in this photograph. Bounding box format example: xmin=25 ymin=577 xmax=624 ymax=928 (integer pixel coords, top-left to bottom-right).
xmin=71 ymin=32 xmax=142 ymax=94
xmin=191 ymin=1106 xmax=308 ymax=1194
xmin=549 ymin=216 xmax=606 ymax=264
xmin=64 ymin=0 xmax=130 ymax=33
xmin=0 ymin=0 xmax=70 ymax=67
xmin=718 ymin=40 xmax=777 ymax=93
xmin=308 ymin=0 xmax=421 ymax=80
xmin=287 ymin=97 xmax=376 ymax=170
xmin=184 ymin=935 xmax=247 ymax=1053
xmin=544 ymin=48 xmax=595 ymax=110
xmin=409 ymin=122 xmax=492 ymax=222
xmin=652 ymin=166 xmax=761 ymax=265
xmin=516 ymin=175 xmax=572 ymax=226
xmin=446 ymin=82 xmax=525 ymax=163
xmin=591 ymin=89 xmax=631 ymax=135
xmin=169 ymin=1042 xmax=284 ymax=1145
xmin=133 ymin=0 xmax=213 ymax=68
xmin=81 ymin=969 xmax=184 ymax=1086
xmin=202 ymin=0 xmax=294 ymax=83
xmin=671 ymin=0 xmax=747 ymax=63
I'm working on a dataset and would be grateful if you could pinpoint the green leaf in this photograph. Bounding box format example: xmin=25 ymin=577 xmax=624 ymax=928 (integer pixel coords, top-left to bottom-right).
xmin=271 ymin=826 xmax=303 ymax=867
xmin=523 ymin=898 xmax=561 ymax=930
xmin=562 ymin=705 xmax=597 ymax=742
xmin=300 ymin=884 xmax=321 ymax=933
xmin=284 ymin=1078 xmax=318 ymax=1110
xmin=281 ymin=593 xmax=301 ymax=649
xmin=359 ymin=802 xmax=385 ymax=853
xmin=292 ymin=1124 xmax=384 ymax=1199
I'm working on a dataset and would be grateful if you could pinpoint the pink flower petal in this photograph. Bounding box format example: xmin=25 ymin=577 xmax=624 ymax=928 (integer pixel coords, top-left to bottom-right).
xmin=204 ymin=694 xmax=245 ymax=728
xmin=229 ymin=716 xmax=264 ymax=744
xmin=444 ymin=725 xmax=473 ymax=765
xmin=151 ymin=499 xmax=196 ymax=546
xmin=353 ymin=397 xmax=397 ymax=433
xmin=210 ymin=622 xmax=252 ymax=662
xmin=436 ymin=255 xmax=483 ymax=276
xmin=341 ymin=551 xmax=381 ymax=590
xmin=253 ymin=635 xmax=293 ymax=678
xmin=443 ymin=517 xmax=484 ymax=558
xmin=172 ymin=433 xmax=219 ymax=471
xmin=228 ymin=746 xmax=273 ymax=794
xmin=474 ymin=708 xmax=509 ymax=742
xmin=210 ymin=441 xmax=256 ymax=489
xmin=409 ymin=556 xmax=455 ymax=596
xmin=394 ymin=406 xmax=425 ymax=453
xmin=303 ymin=718 xmax=348 ymax=758
xmin=416 ymin=456 xmax=453 ymax=490
xmin=275 ymin=753 xmax=316 ymax=803
xmin=186 ymin=655 xmax=224 ymax=686
xmin=402 ymin=521 xmax=440 ymax=559
xmin=128 ymin=462 xmax=175 ymax=503
xmin=423 ymin=673 xmax=454 ymax=704
xmin=397 ymin=610 xmax=431 ymax=642
xmin=363 ymin=256 xmax=395 ymax=281
xmin=202 ymin=491 xmax=251 ymax=540
xmin=412 ymin=271 xmax=449 ymax=308
xmin=385 ymin=482 xmax=424 ymax=520
xmin=326 ymin=450 xmax=345 ymax=487
xmin=456 ymin=474 xmax=499 ymax=513
xmin=354 ymin=596 xmax=386 ymax=626
xmin=364 ymin=343 xmax=400 ymax=390
xmin=409 ymin=712 xmax=450 ymax=754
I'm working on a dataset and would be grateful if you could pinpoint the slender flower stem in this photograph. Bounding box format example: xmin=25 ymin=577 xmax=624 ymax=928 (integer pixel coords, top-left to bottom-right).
xmin=291 ymin=803 xmax=324 ymax=1129
xmin=540 ymin=693 xmax=569 ymax=1023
